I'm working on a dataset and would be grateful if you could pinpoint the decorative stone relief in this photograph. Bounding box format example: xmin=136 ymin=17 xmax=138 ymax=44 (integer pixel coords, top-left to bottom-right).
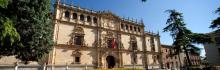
xmin=72 ymin=50 xmax=81 ymax=57
xmin=68 ymin=26 xmax=87 ymax=46
xmin=101 ymin=31 xmax=115 ymax=48
xmin=128 ymin=35 xmax=139 ymax=51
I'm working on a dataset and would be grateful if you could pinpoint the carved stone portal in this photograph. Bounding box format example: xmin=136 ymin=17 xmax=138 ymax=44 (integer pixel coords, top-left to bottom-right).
xmin=100 ymin=50 xmax=119 ymax=68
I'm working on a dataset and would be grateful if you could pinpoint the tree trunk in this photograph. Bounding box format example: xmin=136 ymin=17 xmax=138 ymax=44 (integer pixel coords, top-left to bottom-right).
xmin=183 ymin=46 xmax=192 ymax=68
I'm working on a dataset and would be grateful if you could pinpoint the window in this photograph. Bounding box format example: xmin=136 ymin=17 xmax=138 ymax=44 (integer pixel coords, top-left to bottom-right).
xmin=74 ymin=36 xmax=83 ymax=45
xmin=75 ymin=57 xmax=80 ymax=63
xmin=72 ymin=51 xmax=81 ymax=64
xmin=130 ymin=36 xmax=137 ymax=50
xmin=107 ymin=39 xmax=113 ymax=48
xmin=87 ymin=16 xmax=91 ymax=22
xmin=167 ymin=63 xmax=170 ymax=69
xmin=132 ymin=42 xmax=137 ymax=50
xmin=80 ymin=14 xmax=84 ymax=21
xmin=153 ymin=55 xmax=157 ymax=63
xmin=73 ymin=13 xmax=77 ymax=19
xmin=138 ymin=27 xmax=141 ymax=32
xmin=93 ymin=17 xmax=97 ymax=23
xmin=152 ymin=47 xmax=155 ymax=51
xmin=176 ymin=62 xmax=178 ymax=67
xmin=72 ymin=27 xmax=84 ymax=46
xmin=65 ymin=11 xmax=70 ymax=18
xmin=130 ymin=26 xmax=133 ymax=30
xmin=171 ymin=62 xmax=174 ymax=68
xmin=121 ymin=24 xmax=124 ymax=29
xmin=134 ymin=27 xmax=137 ymax=31
xmin=125 ymin=25 xmax=128 ymax=30
xmin=151 ymin=37 xmax=155 ymax=51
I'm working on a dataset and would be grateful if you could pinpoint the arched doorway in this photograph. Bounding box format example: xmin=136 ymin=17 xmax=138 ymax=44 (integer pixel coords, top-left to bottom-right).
xmin=106 ymin=56 xmax=115 ymax=68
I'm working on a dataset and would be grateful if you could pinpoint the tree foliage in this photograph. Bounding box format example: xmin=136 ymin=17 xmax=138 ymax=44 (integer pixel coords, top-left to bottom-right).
xmin=0 ymin=0 xmax=20 ymax=56
xmin=11 ymin=0 xmax=54 ymax=62
xmin=190 ymin=33 xmax=213 ymax=44
xmin=210 ymin=7 xmax=220 ymax=31
xmin=0 ymin=0 xmax=54 ymax=63
xmin=0 ymin=0 xmax=10 ymax=8
xmin=187 ymin=45 xmax=201 ymax=55
xmin=164 ymin=9 xmax=212 ymax=67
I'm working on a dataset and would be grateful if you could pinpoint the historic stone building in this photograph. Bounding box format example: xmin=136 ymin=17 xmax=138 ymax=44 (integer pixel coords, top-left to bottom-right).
xmin=183 ymin=52 xmax=201 ymax=67
xmin=161 ymin=44 xmax=202 ymax=69
xmin=48 ymin=0 xmax=162 ymax=69
xmin=161 ymin=44 xmax=181 ymax=69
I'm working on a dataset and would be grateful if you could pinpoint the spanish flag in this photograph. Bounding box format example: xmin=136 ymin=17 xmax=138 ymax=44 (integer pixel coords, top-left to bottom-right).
xmin=111 ymin=38 xmax=117 ymax=48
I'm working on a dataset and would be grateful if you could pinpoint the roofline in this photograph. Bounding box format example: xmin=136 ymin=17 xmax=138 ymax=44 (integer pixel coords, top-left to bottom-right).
xmin=56 ymin=3 xmax=144 ymax=26
xmin=161 ymin=44 xmax=174 ymax=48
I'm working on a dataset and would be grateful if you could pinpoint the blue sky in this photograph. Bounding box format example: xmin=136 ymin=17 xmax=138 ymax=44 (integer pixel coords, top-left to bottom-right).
xmin=51 ymin=0 xmax=220 ymax=56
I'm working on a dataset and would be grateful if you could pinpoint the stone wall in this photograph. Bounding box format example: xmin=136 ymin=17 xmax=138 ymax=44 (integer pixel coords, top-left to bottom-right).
xmin=54 ymin=47 xmax=96 ymax=65
xmin=0 ymin=56 xmax=20 ymax=65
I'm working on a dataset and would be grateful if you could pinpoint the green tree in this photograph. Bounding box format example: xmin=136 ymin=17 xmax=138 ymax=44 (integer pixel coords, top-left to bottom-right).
xmin=10 ymin=0 xmax=54 ymax=63
xmin=164 ymin=9 xmax=192 ymax=67
xmin=163 ymin=10 xmax=212 ymax=68
xmin=210 ymin=7 xmax=220 ymax=31
xmin=0 ymin=0 xmax=53 ymax=63
xmin=0 ymin=0 xmax=20 ymax=56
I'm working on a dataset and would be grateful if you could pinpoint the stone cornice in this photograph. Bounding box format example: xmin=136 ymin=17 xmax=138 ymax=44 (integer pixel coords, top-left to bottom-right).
xmin=55 ymin=19 xmax=143 ymax=37
xmin=55 ymin=44 xmax=159 ymax=55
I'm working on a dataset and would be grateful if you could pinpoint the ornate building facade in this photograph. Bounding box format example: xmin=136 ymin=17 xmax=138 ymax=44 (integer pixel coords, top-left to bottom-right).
xmin=48 ymin=0 xmax=162 ymax=69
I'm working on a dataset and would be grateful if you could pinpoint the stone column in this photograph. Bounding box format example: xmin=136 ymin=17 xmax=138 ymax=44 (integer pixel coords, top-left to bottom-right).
xmin=115 ymin=20 xmax=121 ymax=68
xmin=97 ymin=16 xmax=102 ymax=68
xmin=140 ymin=22 xmax=148 ymax=70
xmin=157 ymin=35 xmax=163 ymax=69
